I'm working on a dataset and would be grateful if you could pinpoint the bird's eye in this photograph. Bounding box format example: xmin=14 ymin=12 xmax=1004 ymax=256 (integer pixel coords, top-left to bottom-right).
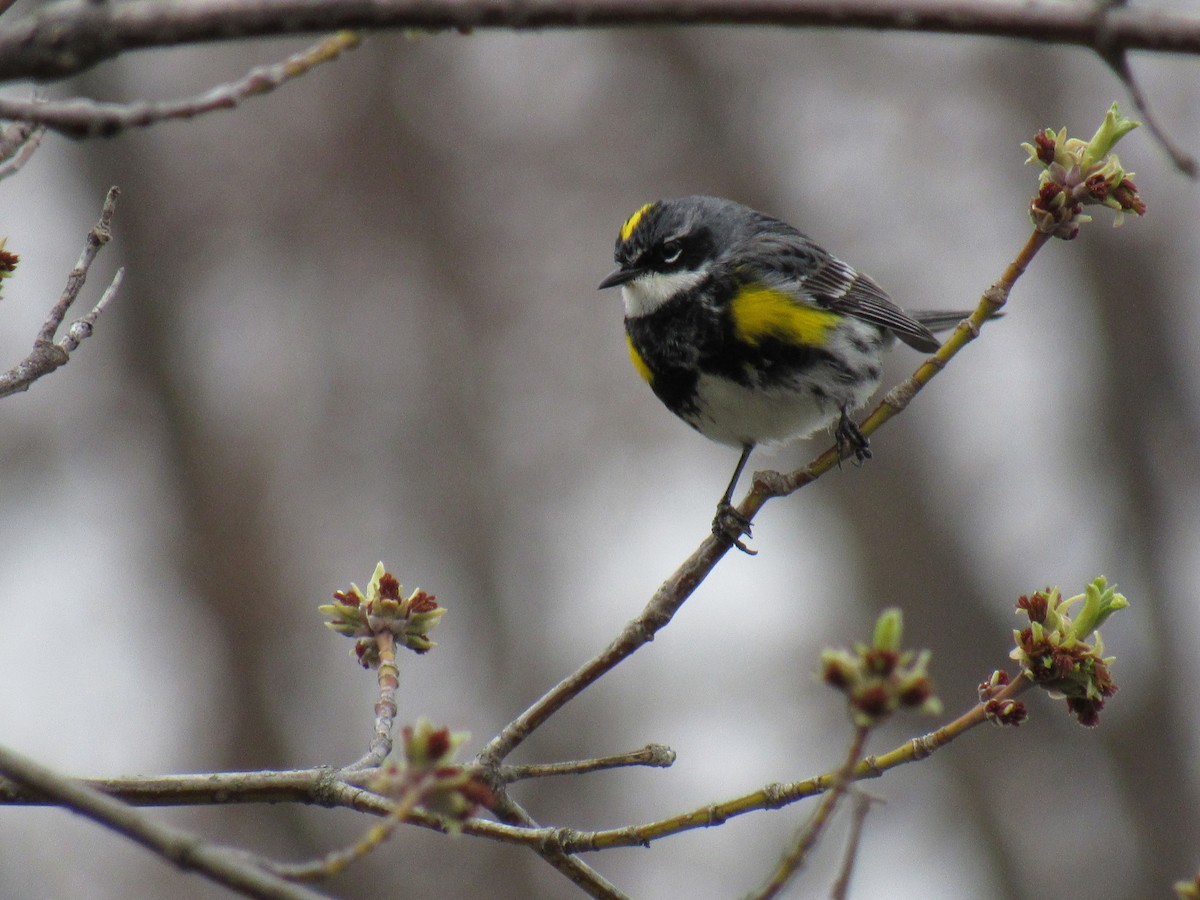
xmin=661 ymin=241 xmax=683 ymax=265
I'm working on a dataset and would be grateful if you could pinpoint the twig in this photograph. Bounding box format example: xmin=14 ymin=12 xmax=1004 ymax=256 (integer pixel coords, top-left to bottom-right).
xmin=1101 ymin=50 xmax=1197 ymax=178
xmin=0 ymin=743 xmax=328 ymax=900
xmin=556 ymin=676 xmax=1033 ymax=853
xmin=0 ymin=186 xmax=122 ymax=399
xmin=0 ymin=121 xmax=43 ymax=180
xmin=829 ymin=792 xmax=875 ymax=900
xmin=744 ymin=228 xmax=1048 ymax=512
xmin=0 ymin=767 xmax=365 ymax=807
xmin=0 ymin=673 xmax=1028 ymax=870
xmin=749 ymin=725 xmax=870 ymax=899
xmin=485 ymin=781 xmax=633 ymax=899
xmin=270 ymin=777 xmax=427 ymax=882
xmin=1 ymin=0 xmax=1200 ymax=83
xmin=475 ymin=532 xmax=734 ymax=766
xmin=0 ymin=32 xmax=361 ymax=139
xmin=499 ymin=743 xmax=676 ymax=782
xmin=341 ymin=631 xmax=400 ymax=771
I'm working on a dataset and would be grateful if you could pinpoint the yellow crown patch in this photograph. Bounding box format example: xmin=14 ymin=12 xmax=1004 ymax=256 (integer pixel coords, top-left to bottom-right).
xmin=620 ymin=202 xmax=656 ymax=242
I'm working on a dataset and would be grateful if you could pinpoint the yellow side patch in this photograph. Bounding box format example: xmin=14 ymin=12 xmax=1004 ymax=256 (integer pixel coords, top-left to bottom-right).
xmin=731 ymin=284 xmax=839 ymax=348
xmin=626 ymin=333 xmax=653 ymax=384
xmin=620 ymin=202 xmax=655 ymax=242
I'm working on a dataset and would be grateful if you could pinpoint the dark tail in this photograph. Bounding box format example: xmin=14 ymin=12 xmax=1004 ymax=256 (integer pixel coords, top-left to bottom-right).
xmin=911 ymin=310 xmax=975 ymax=336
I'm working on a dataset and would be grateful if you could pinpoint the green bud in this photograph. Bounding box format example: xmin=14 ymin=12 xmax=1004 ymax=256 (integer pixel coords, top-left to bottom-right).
xmin=1070 ymin=577 xmax=1129 ymax=640
xmin=1080 ymin=103 xmax=1140 ymax=172
xmin=872 ymin=608 xmax=903 ymax=653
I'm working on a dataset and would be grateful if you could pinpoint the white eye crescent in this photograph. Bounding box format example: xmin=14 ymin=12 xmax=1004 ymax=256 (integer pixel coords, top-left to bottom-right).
xmin=661 ymin=242 xmax=683 ymax=265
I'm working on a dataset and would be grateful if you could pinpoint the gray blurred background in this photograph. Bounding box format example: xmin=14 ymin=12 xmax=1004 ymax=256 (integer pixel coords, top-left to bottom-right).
xmin=1 ymin=14 xmax=1199 ymax=900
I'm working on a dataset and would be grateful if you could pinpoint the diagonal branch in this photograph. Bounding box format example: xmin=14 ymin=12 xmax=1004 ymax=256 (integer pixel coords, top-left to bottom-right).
xmin=748 ymin=725 xmax=870 ymax=899
xmin=1100 ymin=50 xmax=1197 ymax=178
xmin=0 ymin=32 xmax=360 ymax=139
xmin=0 ymin=187 xmax=123 ymax=400
xmin=1 ymin=0 xmax=1199 ymax=83
xmin=0 ymin=120 xmax=43 ymax=180
xmin=0 ymin=743 xmax=328 ymax=900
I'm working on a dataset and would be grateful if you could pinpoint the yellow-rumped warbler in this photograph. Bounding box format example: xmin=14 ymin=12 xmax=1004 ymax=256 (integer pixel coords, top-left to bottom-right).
xmin=599 ymin=195 xmax=967 ymax=542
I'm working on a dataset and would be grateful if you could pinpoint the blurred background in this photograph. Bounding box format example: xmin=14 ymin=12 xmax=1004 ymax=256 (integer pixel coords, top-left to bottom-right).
xmin=1 ymin=10 xmax=1199 ymax=900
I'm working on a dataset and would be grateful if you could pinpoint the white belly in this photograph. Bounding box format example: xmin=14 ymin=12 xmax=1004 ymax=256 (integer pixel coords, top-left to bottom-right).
xmin=684 ymin=327 xmax=883 ymax=447
xmin=683 ymin=374 xmax=834 ymax=446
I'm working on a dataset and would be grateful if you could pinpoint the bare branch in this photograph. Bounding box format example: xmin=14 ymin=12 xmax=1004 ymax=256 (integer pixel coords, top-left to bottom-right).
xmin=0 ymin=187 xmax=122 ymax=400
xmin=556 ymin=675 xmax=1033 ymax=854
xmin=830 ymin=792 xmax=877 ymax=900
xmin=0 ymin=121 xmax=43 ymax=180
xmin=499 ymin=743 xmax=676 ymax=782
xmin=0 ymin=32 xmax=360 ymax=139
xmin=0 ymin=767 xmax=370 ymax=808
xmin=748 ymin=725 xmax=870 ymax=899
xmin=475 ymin=531 xmax=735 ymax=766
xmin=1 ymin=0 xmax=1199 ymax=84
xmin=0 ymin=743 xmax=329 ymax=900
xmin=0 ymin=671 xmax=1028 ymax=871
xmin=1102 ymin=51 xmax=1197 ymax=178
xmin=488 ymin=792 xmax=631 ymax=900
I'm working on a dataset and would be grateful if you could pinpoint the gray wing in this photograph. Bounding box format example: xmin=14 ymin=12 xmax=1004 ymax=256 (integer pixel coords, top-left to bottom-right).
xmin=734 ymin=228 xmax=942 ymax=353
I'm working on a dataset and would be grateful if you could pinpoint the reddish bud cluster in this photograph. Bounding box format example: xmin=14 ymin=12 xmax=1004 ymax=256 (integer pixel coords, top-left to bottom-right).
xmin=985 ymin=698 xmax=1027 ymax=727
xmin=1016 ymin=592 xmax=1049 ymax=624
xmin=1032 ymin=131 xmax=1057 ymax=165
xmin=379 ymin=573 xmax=401 ymax=601
xmin=372 ymin=720 xmax=496 ymax=828
xmin=1011 ymin=585 xmax=1122 ymax=727
xmin=319 ymin=563 xmax=448 ymax=666
xmin=820 ymin=612 xmax=940 ymax=727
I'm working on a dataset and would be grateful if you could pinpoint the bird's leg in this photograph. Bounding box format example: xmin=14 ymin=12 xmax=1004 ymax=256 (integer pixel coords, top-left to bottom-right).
xmin=835 ymin=407 xmax=872 ymax=466
xmin=712 ymin=444 xmax=756 ymax=555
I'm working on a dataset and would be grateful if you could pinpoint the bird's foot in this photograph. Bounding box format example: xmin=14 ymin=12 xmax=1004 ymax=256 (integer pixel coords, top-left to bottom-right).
xmin=835 ymin=412 xmax=872 ymax=467
xmin=712 ymin=502 xmax=756 ymax=555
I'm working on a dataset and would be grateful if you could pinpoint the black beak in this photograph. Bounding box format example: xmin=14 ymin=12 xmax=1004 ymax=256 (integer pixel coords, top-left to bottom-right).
xmin=598 ymin=266 xmax=638 ymax=290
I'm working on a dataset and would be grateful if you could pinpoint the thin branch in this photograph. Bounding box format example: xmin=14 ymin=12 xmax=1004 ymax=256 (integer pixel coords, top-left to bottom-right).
xmin=487 ymin=777 xmax=633 ymax=899
xmin=829 ymin=792 xmax=876 ymax=900
xmin=341 ymin=631 xmax=400 ymax=772
xmin=749 ymin=725 xmax=870 ymax=900
xmin=744 ymin=229 xmax=1049 ymax=513
xmin=475 ymin=532 xmax=735 ymax=766
xmin=269 ymin=776 xmax=429 ymax=882
xmin=0 ymin=674 xmax=1030 ymax=869
xmin=1102 ymin=50 xmax=1197 ymax=178
xmin=0 ymin=121 xmax=43 ymax=180
xmin=1 ymin=0 xmax=1199 ymax=83
xmin=0 ymin=32 xmax=360 ymax=139
xmin=0 ymin=186 xmax=122 ymax=399
xmin=0 ymin=766 xmax=386 ymax=808
xmin=558 ymin=676 xmax=1033 ymax=853
xmin=0 ymin=743 xmax=329 ymax=900
xmin=499 ymin=743 xmax=676 ymax=782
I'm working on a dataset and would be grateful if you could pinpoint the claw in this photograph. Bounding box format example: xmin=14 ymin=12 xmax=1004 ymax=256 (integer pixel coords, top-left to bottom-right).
xmin=712 ymin=502 xmax=756 ymax=555
xmin=835 ymin=410 xmax=871 ymax=466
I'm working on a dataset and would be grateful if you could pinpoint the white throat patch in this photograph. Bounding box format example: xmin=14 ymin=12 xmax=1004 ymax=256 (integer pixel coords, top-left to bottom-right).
xmin=621 ymin=268 xmax=708 ymax=318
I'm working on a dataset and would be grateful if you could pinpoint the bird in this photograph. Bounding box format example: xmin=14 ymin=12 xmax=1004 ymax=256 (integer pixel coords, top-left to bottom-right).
xmin=598 ymin=195 xmax=968 ymax=547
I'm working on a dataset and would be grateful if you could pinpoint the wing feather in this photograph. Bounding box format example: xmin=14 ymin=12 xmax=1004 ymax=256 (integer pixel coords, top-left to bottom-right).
xmin=730 ymin=229 xmax=941 ymax=352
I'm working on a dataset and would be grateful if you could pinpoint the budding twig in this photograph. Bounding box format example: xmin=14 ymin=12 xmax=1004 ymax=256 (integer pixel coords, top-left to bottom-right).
xmin=0 ymin=187 xmax=122 ymax=399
